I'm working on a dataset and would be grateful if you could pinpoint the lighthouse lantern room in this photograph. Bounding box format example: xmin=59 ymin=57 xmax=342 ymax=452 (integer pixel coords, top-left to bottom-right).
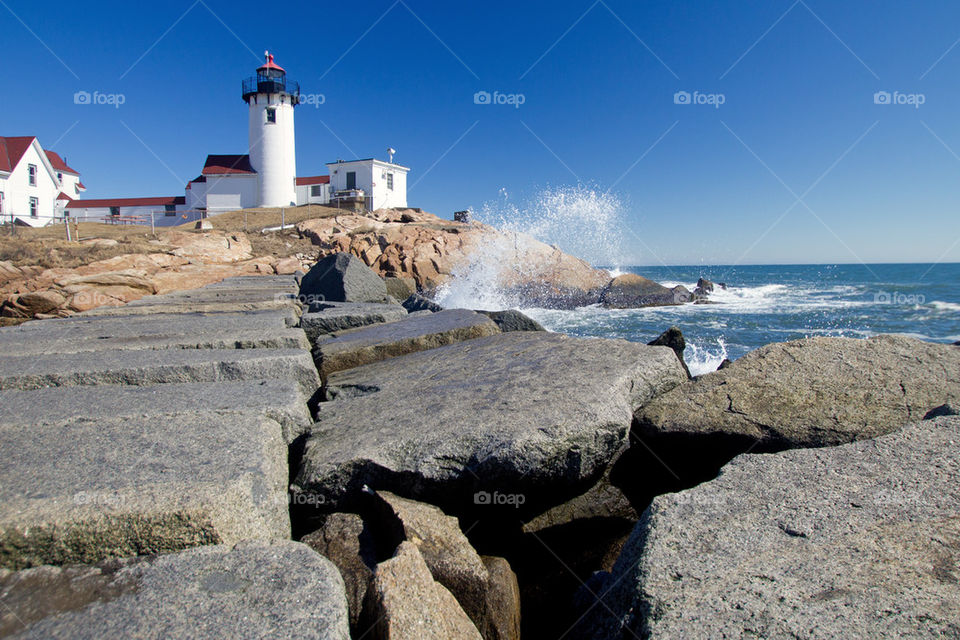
xmin=242 ymin=52 xmax=299 ymax=207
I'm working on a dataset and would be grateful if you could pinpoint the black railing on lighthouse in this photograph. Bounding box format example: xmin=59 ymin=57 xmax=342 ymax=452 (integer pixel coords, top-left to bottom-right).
xmin=242 ymin=77 xmax=301 ymax=103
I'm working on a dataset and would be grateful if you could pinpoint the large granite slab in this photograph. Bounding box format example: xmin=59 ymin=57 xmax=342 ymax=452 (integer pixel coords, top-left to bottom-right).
xmin=0 ymin=348 xmax=320 ymax=397
xmin=4 ymin=309 xmax=296 ymax=335
xmin=0 ymin=327 xmax=309 ymax=356
xmin=79 ymin=299 xmax=300 ymax=317
xmin=0 ymin=413 xmax=290 ymax=570
xmin=0 ymin=541 xmax=349 ymax=639
xmin=300 ymin=302 xmax=408 ymax=342
xmin=312 ymin=308 xmax=500 ymax=377
xmin=295 ymin=332 xmax=686 ymax=516
xmin=0 ymin=380 xmax=312 ymax=443
xmin=580 ymin=416 xmax=960 ymax=639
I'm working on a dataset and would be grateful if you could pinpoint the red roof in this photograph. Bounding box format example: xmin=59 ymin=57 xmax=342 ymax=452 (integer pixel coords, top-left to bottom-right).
xmin=202 ymin=154 xmax=255 ymax=175
xmin=44 ymin=150 xmax=80 ymax=175
xmin=258 ymin=52 xmax=285 ymax=73
xmin=76 ymin=182 xmax=87 ymax=190
xmin=57 ymin=193 xmax=73 ymax=201
xmin=295 ymin=175 xmax=330 ymax=186
xmin=0 ymin=136 xmax=36 ymax=174
xmin=66 ymin=196 xmax=185 ymax=209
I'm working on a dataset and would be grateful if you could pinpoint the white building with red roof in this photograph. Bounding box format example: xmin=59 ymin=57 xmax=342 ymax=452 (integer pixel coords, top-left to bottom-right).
xmin=0 ymin=136 xmax=86 ymax=226
xmin=62 ymin=52 xmax=409 ymax=226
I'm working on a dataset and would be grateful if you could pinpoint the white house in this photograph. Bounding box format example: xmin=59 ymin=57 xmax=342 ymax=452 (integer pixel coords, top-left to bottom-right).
xmin=0 ymin=136 xmax=86 ymax=226
xmin=326 ymin=158 xmax=409 ymax=211
xmin=61 ymin=52 xmax=412 ymax=224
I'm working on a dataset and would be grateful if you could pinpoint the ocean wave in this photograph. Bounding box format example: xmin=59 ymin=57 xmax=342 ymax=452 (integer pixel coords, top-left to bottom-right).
xmin=684 ymin=338 xmax=729 ymax=377
xmin=928 ymin=300 xmax=960 ymax=312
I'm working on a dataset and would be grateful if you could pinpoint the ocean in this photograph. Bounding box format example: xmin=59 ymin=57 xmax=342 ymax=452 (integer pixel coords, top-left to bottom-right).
xmin=521 ymin=263 xmax=960 ymax=376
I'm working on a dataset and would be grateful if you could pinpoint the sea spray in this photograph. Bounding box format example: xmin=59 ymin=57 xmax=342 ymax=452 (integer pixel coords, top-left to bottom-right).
xmin=435 ymin=186 xmax=629 ymax=309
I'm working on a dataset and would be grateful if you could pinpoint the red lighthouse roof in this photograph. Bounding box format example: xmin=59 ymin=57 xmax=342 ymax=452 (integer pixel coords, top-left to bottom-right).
xmin=257 ymin=51 xmax=285 ymax=74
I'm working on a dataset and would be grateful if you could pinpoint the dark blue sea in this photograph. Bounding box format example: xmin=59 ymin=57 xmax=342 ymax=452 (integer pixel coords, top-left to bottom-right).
xmin=523 ymin=263 xmax=960 ymax=376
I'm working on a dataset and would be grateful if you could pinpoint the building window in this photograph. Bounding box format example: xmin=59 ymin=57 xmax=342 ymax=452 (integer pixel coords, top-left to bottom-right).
xmin=165 ymin=204 xmax=176 ymax=216
xmin=266 ymin=108 xmax=276 ymax=124
xmin=57 ymin=172 xmax=63 ymax=183
xmin=310 ymin=185 xmax=322 ymax=197
xmin=28 ymin=164 xmax=37 ymax=186
xmin=386 ymin=173 xmax=394 ymax=191
xmin=346 ymin=171 xmax=356 ymax=189
xmin=0 ymin=192 xmax=4 ymax=214
xmin=29 ymin=197 xmax=38 ymax=217
xmin=110 ymin=207 xmax=120 ymax=216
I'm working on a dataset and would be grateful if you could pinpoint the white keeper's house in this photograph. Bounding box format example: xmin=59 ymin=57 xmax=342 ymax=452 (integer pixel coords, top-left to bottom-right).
xmin=62 ymin=52 xmax=410 ymax=225
xmin=0 ymin=136 xmax=86 ymax=226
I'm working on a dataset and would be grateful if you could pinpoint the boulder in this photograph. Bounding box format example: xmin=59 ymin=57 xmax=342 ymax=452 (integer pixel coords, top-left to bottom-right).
xmin=579 ymin=416 xmax=960 ymax=639
xmin=481 ymin=556 xmax=522 ymax=640
xmin=647 ymin=326 xmax=690 ymax=379
xmin=693 ymin=276 xmax=714 ymax=297
xmin=0 ymin=541 xmax=350 ymax=639
xmin=384 ymin=276 xmax=417 ymax=301
xmin=371 ymin=492 xmax=492 ymax=635
xmin=402 ymin=293 xmax=443 ymax=313
xmin=636 ymin=335 xmax=960 ymax=451
xmin=299 ymin=252 xmax=388 ymax=304
xmin=301 ymin=513 xmax=375 ymax=631
xmin=362 ymin=541 xmax=482 ymax=640
xmin=600 ymin=274 xmax=680 ymax=308
xmin=300 ymin=302 xmax=408 ymax=342
xmin=0 ymin=413 xmax=289 ymax=569
xmin=274 ymin=256 xmax=302 ymax=274
xmin=295 ymin=332 xmax=687 ymax=518
xmin=478 ymin=310 xmax=545 ymax=332
xmin=313 ymin=309 xmax=500 ymax=379
xmin=14 ymin=290 xmax=67 ymax=316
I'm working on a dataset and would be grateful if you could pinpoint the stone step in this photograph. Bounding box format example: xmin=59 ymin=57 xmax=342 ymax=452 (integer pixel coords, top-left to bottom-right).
xmin=0 ymin=348 xmax=320 ymax=398
xmin=312 ymin=308 xmax=500 ymax=378
xmin=0 ymin=413 xmax=290 ymax=570
xmin=4 ymin=309 xmax=297 ymax=334
xmin=78 ymin=299 xmax=300 ymax=317
xmin=0 ymin=328 xmax=309 ymax=356
xmin=0 ymin=380 xmax=312 ymax=443
xmin=125 ymin=289 xmax=297 ymax=307
xmin=0 ymin=541 xmax=350 ymax=639
xmin=300 ymin=302 xmax=408 ymax=342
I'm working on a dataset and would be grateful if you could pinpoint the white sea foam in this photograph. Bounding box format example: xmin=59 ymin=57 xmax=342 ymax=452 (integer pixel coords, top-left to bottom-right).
xmin=929 ymin=300 xmax=960 ymax=312
xmin=436 ymin=186 xmax=629 ymax=310
xmin=684 ymin=338 xmax=729 ymax=377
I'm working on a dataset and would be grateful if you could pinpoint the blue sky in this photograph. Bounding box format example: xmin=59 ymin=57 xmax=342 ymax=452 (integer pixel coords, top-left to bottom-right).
xmin=3 ymin=0 xmax=960 ymax=265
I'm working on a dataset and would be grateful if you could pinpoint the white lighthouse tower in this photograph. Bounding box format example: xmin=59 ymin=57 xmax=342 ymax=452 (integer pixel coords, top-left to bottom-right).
xmin=242 ymin=52 xmax=299 ymax=207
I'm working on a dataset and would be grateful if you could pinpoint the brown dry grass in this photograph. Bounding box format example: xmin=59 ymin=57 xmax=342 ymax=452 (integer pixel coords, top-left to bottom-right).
xmin=0 ymin=204 xmax=346 ymax=270
xmin=0 ymin=225 xmax=167 ymax=269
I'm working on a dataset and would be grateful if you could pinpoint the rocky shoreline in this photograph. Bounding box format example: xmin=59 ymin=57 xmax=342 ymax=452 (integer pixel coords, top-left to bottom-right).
xmin=0 ymin=236 xmax=958 ymax=637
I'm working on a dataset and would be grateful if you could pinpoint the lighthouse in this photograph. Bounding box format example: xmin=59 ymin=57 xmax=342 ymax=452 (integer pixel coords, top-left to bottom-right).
xmin=242 ymin=52 xmax=299 ymax=207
